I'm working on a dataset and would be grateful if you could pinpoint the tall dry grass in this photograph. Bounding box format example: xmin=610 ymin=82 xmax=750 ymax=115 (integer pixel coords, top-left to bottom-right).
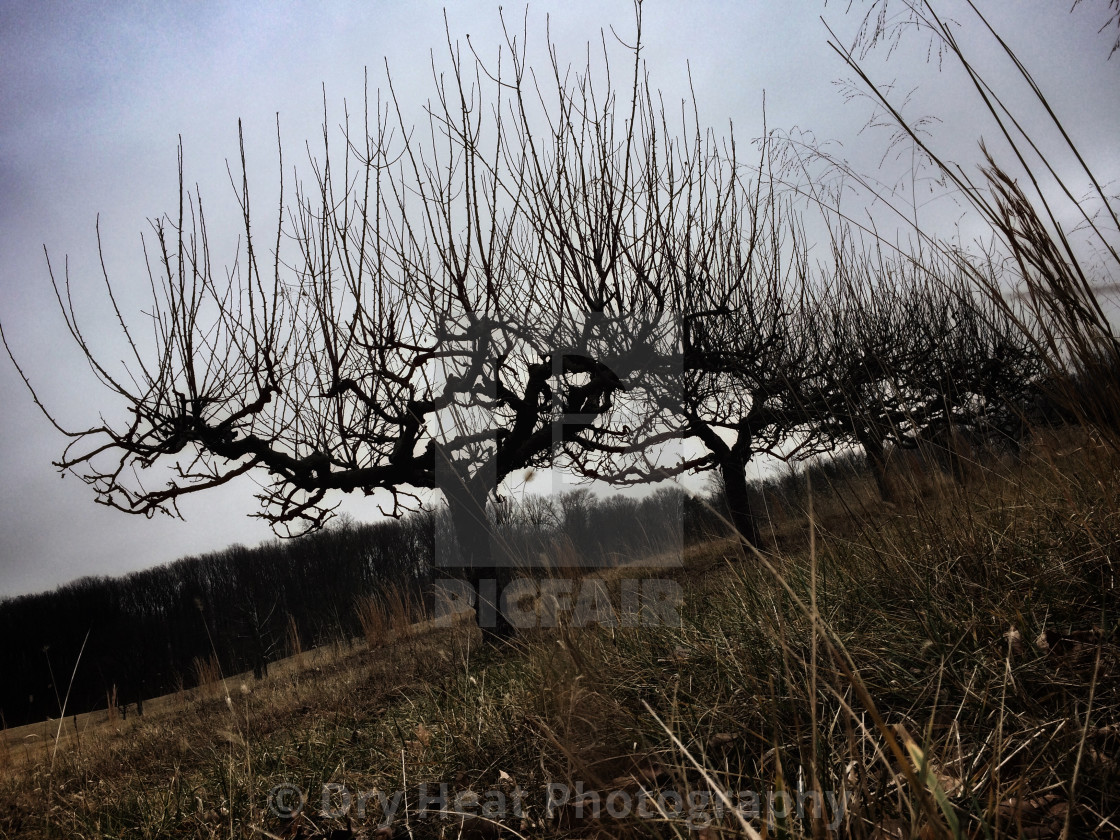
xmin=0 ymin=435 xmax=1113 ymax=837
xmin=285 ymin=613 xmax=304 ymax=666
xmin=192 ymin=653 xmax=224 ymax=700
xmin=356 ymin=582 xmax=427 ymax=649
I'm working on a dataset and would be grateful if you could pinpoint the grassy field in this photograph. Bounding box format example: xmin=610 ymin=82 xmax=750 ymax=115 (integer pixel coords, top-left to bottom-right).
xmin=1 ymin=431 xmax=1117 ymax=839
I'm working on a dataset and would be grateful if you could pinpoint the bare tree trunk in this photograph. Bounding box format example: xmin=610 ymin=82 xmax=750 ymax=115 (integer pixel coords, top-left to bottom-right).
xmin=444 ymin=480 xmax=514 ymax=643
xmin=856 ymin=426 xmax=893 ymax=502
xmin=929 ymin=420 xmax=969 ymax=486
xmin=719 ymin=455 xmax=762 ymax=553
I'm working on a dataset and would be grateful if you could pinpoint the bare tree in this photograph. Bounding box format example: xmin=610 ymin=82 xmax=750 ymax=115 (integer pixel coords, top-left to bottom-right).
xmin=1 ymin=6 xmax=704 ymax=641
xmin=803 ymin=238 xmax=1043 ymax=499
xmin=628 ymin=133 xmax=824 ymax=551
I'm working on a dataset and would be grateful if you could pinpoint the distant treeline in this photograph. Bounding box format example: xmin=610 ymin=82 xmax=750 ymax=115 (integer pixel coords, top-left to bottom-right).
xmin=0 ymin=487 xmax=723 ymax=728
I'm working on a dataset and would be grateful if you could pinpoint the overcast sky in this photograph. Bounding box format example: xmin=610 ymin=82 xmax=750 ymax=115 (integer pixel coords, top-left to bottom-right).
xmin=1 ymin=1 xmax=1116 ymax=599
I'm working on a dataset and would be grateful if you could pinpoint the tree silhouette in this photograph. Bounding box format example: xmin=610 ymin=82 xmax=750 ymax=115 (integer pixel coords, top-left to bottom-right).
xmin=806 ymin=239 xmax=1045 ymax=499
xmin=4 ymin=7 xmax=692 ymax=640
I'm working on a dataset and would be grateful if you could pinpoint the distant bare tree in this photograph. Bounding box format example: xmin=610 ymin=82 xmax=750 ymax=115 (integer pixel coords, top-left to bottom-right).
xmin=523 ymin=122 xmax=837 ymax=552
xmin=658 ymin=141 xmax=821 ymax=551
xmin=672 ymin=254 xmax=821 ymax=549
xmin=806 ymin=238 xmax=1044 ymax=498
xmin=802 ymin=240 xmax=921 ymax=502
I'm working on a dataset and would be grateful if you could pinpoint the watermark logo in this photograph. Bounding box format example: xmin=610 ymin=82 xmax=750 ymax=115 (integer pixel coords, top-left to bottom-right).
xmin=266 ymin=780 xmax=850 ymax=832
xmin=432 ymin=576 xmax=683 ymax=628
xmin=546 ymin=782 xmax=850 ymax=831
xmin=267 ymin=782 xmax=307 ymax=819
xmin=433 ymin=309 xmax=685 ymax=572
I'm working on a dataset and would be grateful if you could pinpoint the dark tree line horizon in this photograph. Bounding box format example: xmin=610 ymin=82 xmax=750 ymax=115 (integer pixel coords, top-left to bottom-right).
xmin=0 ymin=510 xmax=431 ymax=729
xmin=0 ymin=486 xmax=723 ymax=729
